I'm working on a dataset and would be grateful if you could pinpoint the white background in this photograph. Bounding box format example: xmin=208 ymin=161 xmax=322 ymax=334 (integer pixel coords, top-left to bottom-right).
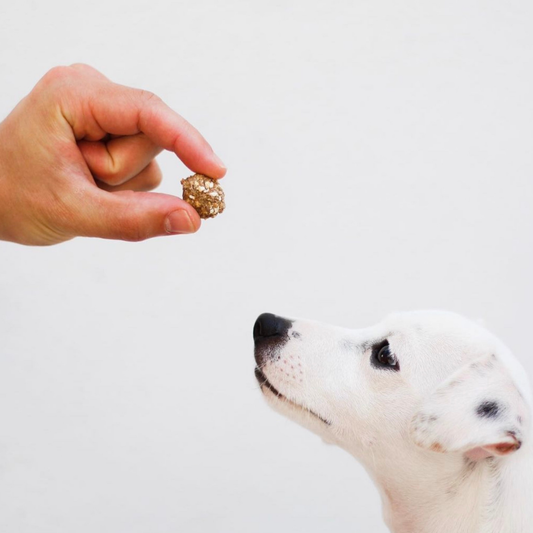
xmin=1 ymin=1 xmax=532 ymax=532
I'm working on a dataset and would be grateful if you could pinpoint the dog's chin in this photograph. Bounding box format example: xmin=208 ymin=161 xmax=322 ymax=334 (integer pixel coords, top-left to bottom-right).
xmin=255 ymin=367 xmax=331 ymax=427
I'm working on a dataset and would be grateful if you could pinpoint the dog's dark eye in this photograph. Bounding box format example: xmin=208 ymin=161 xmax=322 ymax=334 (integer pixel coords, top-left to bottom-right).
xmin=371 ymin=340 xmax=400 ymax=371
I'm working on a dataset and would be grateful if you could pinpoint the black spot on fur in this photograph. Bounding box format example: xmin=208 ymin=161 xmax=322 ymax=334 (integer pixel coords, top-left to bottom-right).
xmin=477 ymin=401 xmax=501 ymax=419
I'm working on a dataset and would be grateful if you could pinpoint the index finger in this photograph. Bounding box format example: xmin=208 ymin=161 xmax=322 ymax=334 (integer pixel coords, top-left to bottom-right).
xmin=135 ymin=92 xmax=227 ymax=179
xmin=64 ymin=75 xmax=226 ymax=179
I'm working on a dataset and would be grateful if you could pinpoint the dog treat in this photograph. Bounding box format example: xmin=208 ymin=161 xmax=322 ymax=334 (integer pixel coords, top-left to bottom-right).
xmin=181 ymin=174 xmax=225 ymax=219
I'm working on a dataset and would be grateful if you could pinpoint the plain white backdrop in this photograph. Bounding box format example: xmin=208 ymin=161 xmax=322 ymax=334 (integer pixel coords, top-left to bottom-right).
xmin=1 ymin=1 xmax=532 ymax=532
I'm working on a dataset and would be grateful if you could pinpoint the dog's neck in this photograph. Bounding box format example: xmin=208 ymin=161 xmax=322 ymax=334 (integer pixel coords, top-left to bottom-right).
xmin=353 ymin=441 xmax=533 ymax=533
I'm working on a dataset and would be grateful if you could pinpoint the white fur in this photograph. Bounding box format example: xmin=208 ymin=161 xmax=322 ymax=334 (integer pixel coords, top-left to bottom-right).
xmin=255 ymin=311 xmax=533 ymax=533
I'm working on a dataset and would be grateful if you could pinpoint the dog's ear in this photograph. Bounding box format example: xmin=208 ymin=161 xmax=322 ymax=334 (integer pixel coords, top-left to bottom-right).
xmin=411 ymin=354 xmax=529 ymax=460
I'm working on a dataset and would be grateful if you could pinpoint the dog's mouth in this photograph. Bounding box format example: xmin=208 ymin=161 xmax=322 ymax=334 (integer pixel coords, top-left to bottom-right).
xmin=255 ymin=367 xmax=331 ymax=425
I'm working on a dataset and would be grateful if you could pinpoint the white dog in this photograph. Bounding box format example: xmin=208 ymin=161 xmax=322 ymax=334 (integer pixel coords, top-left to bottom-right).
xmin=253 ymin=311 xmax=532 ymax=533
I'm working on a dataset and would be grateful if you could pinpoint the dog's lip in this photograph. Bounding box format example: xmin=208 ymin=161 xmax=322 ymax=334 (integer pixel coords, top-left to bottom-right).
xmin=254 ymin=367 xmax=284 ymax=397
xmin=255 ymin=367 xmax=331 ymax=426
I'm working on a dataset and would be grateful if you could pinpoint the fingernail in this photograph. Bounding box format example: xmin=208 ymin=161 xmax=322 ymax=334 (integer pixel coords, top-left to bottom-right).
xmin=164 ymin=210 xmax=196 ymax=234
xmin=212 ymin=152 xmax=226 ymax=171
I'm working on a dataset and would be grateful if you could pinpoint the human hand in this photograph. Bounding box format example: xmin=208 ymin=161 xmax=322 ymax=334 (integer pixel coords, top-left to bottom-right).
xmin=0 ymin=64 xmax=226 ymax=246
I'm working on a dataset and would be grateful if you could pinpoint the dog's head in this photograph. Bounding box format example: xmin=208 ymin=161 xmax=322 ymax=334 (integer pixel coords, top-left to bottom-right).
xmin=253 ymin=311 xmax=531 ymax=465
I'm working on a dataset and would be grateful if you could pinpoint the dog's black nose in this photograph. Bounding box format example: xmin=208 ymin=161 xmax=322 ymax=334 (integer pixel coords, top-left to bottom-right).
xmin=253 ymin=313 xmax=292 ymax=342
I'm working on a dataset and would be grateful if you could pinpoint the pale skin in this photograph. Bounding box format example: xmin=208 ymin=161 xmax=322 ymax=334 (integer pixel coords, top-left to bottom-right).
xmin=0 ymin=64 xmax=226 ymax=246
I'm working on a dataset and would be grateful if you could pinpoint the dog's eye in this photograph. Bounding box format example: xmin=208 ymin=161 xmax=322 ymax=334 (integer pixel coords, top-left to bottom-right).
xmin=372 ymin=341 xmax=400 ymax=371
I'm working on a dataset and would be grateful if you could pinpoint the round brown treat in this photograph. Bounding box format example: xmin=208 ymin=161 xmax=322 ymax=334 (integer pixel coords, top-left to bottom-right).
xmin=181 ymin=174 xmax=225 ymax=219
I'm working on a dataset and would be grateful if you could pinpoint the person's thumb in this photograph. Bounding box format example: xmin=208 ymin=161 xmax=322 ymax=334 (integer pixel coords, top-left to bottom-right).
xmin=73 ymin=189 xmax=201 ymax=241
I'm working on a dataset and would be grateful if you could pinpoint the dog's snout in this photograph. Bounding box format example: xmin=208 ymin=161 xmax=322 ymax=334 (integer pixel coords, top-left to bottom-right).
xmin=253 ymin=313 xmax=292 ymax=342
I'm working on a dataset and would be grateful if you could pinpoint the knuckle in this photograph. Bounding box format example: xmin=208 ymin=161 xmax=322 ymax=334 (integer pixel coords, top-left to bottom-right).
xmin=145 ymin=165 xmax=162 ymax=190
xmin=41 ymin=65 xmax=73 ymax=86
xmin=139 ymin=90 xmax=162 ymax=105
xmin=100 ymin=164 xmax=123 ymax=185
xmin=69 ymin=62 xmax=93 ymax=72
xmin=69 ymin=63 xmax=107 ymax=80
xmin=126 ymin=229 xmax=150 ymax=243
xmin=37 ymin=65 xmax=82 ymax=98
xmin=121 ymin=219 xmax=151 ymax=242
xmin=147 ymin=174 xmax=162 ymax=190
